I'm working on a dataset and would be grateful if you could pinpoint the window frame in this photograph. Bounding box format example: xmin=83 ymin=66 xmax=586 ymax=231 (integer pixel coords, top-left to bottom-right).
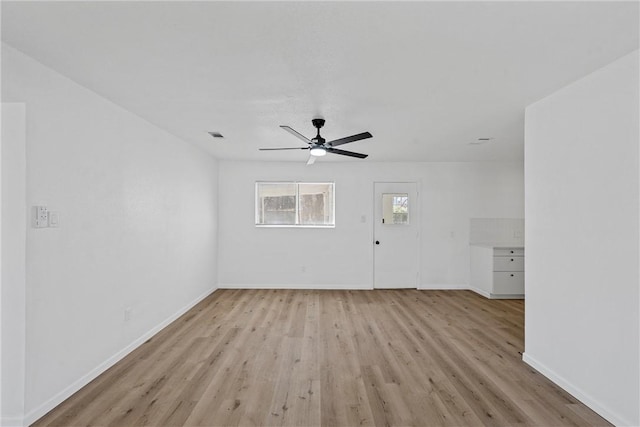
xmin=255 ymin=181 xmax=336 ymax=228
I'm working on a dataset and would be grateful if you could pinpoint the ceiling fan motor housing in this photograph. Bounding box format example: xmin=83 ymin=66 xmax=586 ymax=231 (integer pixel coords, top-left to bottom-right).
xmin=311 ymin=119 xmax=326 ymax=144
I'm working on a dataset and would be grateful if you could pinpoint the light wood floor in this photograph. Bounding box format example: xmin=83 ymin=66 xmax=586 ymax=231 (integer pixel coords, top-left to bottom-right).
xmin=34 ymin=289 xmax=610 ymax=427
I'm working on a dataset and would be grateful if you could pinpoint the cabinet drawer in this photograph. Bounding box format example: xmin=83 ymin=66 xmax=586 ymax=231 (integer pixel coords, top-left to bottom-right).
xmin=493 ymin=256 xmax=524 ymax=271
xmin=494 ymin=248 xmax=524 ymax=256
xmin=493 ymin=272 xmax=524 ymax=295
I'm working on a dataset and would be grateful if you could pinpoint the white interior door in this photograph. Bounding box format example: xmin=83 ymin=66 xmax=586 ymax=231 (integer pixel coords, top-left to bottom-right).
xmin=374 ymin=182 xmax=419 ymax=289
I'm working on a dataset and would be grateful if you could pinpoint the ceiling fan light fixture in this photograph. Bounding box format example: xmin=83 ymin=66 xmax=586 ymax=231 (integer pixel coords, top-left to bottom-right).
xmin=310 ymin=146 xmax=327 ymax=157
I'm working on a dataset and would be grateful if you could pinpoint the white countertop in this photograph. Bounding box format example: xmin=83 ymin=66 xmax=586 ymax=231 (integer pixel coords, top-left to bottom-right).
xmin=470 ymin=243 xmax=525 ymax=249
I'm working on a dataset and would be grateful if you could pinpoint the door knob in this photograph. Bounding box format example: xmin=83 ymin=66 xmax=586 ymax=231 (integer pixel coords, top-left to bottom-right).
xmin=375 ymin=240 xmax=380 ymax=245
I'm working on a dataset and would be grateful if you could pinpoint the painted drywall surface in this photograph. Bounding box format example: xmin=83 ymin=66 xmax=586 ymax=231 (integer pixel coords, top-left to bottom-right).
xmin=1 ymin=103 xmax=27 ymax=425
xmin=469 ymin=218 xmax=524 ymax=245
xmin=218 ymin=160 xmax=523 ymax=288
xmin=1 ymin=44 xmax=219 ymax=420
xmin=524 ymin=50 xmax=639 ymax=426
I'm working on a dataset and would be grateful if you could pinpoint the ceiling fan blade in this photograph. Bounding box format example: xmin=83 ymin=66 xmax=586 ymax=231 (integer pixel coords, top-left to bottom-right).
xmin=306 ymin=155 xmax=316 ymax=165
xmin=259 ymin=147 xmax=309 ymax=151
xmin=326 ymin=147 xmax=368 ymax=159
xmin=327 ymin=132 xmax=372 ymax=147
xmin=280 ymin=126 xmax=312 ymax=144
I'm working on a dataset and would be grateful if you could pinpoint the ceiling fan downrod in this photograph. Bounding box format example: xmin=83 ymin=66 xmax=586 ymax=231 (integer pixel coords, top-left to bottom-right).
xmin=312 ymin=118 xmax=325 ymax=144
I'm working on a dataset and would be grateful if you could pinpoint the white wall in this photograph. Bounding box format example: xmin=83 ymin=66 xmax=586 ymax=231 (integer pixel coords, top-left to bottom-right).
xmin=469 ymin=218 xmax=524 ymax=245
xmin=1 ymin=103 xmax=27 ymax=426
xmin=524 ymin=50 xmax=639 ymax=426
xmin=1 ymin=44 xmax=219 ymax=425
xmin=218 ymin=160 xmax=523 ymax=289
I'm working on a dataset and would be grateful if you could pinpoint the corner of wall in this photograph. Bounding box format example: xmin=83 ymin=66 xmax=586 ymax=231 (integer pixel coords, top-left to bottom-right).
xmin=23 ymin=287 xmax=217 ymax=426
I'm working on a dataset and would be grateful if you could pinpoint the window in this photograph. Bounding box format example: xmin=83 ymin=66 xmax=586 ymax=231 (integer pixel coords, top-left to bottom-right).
xmin=256 ymin=182 xmax=335 ymax=227
xmin=392 ymin=195 xmax=409 ymax=224
xmin=382 ymin=193 xmax=409 ymax=225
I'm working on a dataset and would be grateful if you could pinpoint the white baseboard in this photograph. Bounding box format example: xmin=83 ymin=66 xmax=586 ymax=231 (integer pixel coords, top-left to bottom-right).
xmin=220 ymin=284 xmax=476 ymax=291
xmin=219 ymin=283 xmax=372 ymax=290
xmin=522 ymin=352 xmax=631 ymax=427
xmin=418 ymin=283 xmax=468 ymax=290
xmin=469 ymin=286 xmax=491 ymax=298
xmin=468 ymin=287 xmax=524 ymax=299
xmin=23 ymin=286 xmax=218 ymax=427
xmin=489 ymin=293 xmax=524 ymax=299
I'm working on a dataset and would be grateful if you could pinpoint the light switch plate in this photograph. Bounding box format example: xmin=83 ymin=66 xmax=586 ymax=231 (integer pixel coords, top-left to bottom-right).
xmin=49 ymin=211 xmax=59 ymax=228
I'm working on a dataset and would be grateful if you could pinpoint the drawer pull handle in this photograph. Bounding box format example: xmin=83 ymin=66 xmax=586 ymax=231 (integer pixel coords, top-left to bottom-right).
xmin=510 ymin=274 xmax=514 ymax=277
xmin=510 ymin=258 xmax=514 ymax=261
xmin=510 ymin=250 xmax=514 ymax=253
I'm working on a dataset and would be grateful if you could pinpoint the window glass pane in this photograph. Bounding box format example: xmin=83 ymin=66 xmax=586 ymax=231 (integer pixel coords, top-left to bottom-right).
xmin=392 ymin=195 xmax=408 ymax=224
xmin=382 ymin=193 xmax=409 ymax=225
xmin=256 ymin=182 xmax=334 ymax=227
xmin=298 ymin=183 xmax=334 ymax=225
xmin=256 ymin=183 xmax=296 ymax=225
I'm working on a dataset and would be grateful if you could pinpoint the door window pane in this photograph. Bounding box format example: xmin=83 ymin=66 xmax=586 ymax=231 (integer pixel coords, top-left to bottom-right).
xmin=382 ymin=193 xmax=409 ymax=225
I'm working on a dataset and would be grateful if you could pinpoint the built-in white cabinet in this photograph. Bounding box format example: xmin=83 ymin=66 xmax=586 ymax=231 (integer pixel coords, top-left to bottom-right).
xmin=470 ymin=245 xmax=524 ymax=299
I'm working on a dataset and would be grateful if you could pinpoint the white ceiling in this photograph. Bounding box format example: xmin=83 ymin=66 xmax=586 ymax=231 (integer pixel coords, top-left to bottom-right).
xmin=2 ymin=1 xmax=638 ymax=162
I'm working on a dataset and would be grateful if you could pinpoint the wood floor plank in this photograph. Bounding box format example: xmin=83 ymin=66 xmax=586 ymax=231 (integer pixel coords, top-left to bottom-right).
xmin=32 ymin=289 xmax=611 ymax=427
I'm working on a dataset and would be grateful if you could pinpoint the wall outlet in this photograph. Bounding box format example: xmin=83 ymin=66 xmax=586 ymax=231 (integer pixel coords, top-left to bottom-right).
xmin=33 ymin=206 xmax=49 ymax=228
xmin=124 ymin=307 xmax=133 ymax=322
